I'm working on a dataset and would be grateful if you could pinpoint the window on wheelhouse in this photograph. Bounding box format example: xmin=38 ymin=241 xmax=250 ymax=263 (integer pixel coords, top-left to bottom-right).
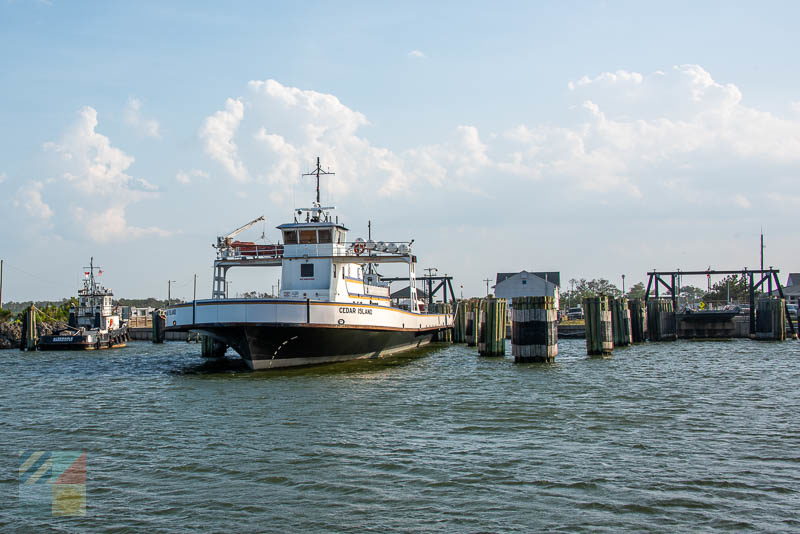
xmin=300 ymin=264 xmax=314 ymax=278
xmin=283 ymin=230 xmax=298 ymax=244
xmin=317 ymin=229 xmax=332 ymax=243
xmin=299 ymin=230 xmax=317 ymax=244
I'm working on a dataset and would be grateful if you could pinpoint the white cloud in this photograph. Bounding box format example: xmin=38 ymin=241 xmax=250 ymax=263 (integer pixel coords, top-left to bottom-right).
xmin=201 ymin=67 xmax=800 ymax=216
xmin=72 ymin=206 xmax=171 ymax=243
xmin=734 ymin=194 xmax=751 ymax=209
xmin=408 ymin=50 xmax=426 ymax=59
xmin=199 ymin=97 xmax=248 ymax=182
xmin=176 ymin=169 xmax=209 ymax=184
xmin=20 ymin=106 xmax=171 ymax=242
xmin=14 ymin=181 xmax=53 ymax=221
xmin=0 ymin=172 xmax=6 ymax=183
xmin=123 ymin=97 xmax=161 ymax=138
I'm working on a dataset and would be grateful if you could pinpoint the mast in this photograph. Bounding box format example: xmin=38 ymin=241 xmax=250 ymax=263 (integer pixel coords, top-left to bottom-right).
xmin=83 ymin=257 xmax=101 ymax=294
xmin=302 ymin=157 xmax=335 ymax=207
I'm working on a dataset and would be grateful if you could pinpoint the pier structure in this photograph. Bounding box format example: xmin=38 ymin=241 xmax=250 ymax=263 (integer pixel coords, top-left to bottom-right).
xmin=381 ymin=274 xmax=457 ymax=306
xmin=644 ymin=268 xmax=796 ymax=339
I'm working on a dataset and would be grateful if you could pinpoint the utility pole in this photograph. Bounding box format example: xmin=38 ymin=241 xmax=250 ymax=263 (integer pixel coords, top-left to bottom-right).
xmin=167 ymin=280 xmax=176 ymax=306
xmin=621 ymin=274 xmax=626 ymax=295
xmin=193 ymin=274 xmax=197 ymax=302
xmin=483 ymin=278 xmax=491 ymax=296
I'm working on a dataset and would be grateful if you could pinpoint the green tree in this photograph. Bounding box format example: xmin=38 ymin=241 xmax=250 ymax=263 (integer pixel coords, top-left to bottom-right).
xmin=703 ymin=275 xmax=750 ymax=303
xmin=626 ymin=282 xmax=646 ymax=299
xmin=680 ymin=285 xmax=705 ymax=303
xmin=561 ymin=278 xmax=622 ymax=308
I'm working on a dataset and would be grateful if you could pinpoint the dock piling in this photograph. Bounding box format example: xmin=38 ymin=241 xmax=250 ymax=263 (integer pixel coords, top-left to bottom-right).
xmin=755 ymin=298 xmax=786 ymax=341
xmin=584 ymin=296 xmax=613 ymax=356
xmin=478 ymin=298 xmax=506 ymax=356
xmin=511 ymin=296 xmax=557 ymax=362
xmin=611 ymin=297 xmax=632 ymax=347
xmin=646 ymin=298 xmax=677 ymax=341
xmin=152 ymin=310 xmax=166 ymax=344
xmin=453 ymin=300 xmax=467 ymax=343
xmin=201 ymin=335 xmax=227 ymax=357
xmin=628 ymin=299 xmax=647 ymax=343
xmin=466 ymin=299 xmax=478 ymax=347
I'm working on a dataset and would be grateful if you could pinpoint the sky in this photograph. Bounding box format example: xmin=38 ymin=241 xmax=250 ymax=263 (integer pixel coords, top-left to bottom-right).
xmin=1 ymin=0 xmax=799 ymax=302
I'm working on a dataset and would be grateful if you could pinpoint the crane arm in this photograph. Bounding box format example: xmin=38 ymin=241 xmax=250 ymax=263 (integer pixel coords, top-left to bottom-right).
xmin=216 ymin=215 xmax=265 ymax=248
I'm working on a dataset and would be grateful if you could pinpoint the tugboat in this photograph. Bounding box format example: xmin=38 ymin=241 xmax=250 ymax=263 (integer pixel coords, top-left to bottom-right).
xmin=38 ymin=258 xmax=129 ymax=350
xmin=166 ymin=158 xmax=454 ymax=369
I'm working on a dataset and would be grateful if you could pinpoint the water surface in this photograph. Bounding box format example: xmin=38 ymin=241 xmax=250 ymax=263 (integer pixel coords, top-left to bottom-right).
xmin=2 ymin=339 xmax=799 ymax=532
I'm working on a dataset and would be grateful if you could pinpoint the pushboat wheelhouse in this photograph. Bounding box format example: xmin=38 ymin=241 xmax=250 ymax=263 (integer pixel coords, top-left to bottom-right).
xmin=38 ymin=258 xmax=129 ymax=350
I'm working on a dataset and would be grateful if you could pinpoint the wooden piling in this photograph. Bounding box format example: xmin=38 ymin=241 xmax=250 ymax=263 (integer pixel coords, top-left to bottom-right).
xmin=478 ymin=298 xmax=506 ymax=356
xmin=20 ymin=306 xmax=38 ymax=351
xmin=430 ymin=302 xmax=453 ymax=342
xmin=628 ymin=298 xmax=647 ymax=343
xmin=511 ymin=296 xmax=557 ymax=362
xmin=152 ymin=310 xmax=166 ymax=344
xmin=201 ymin=335 xmax=227 ymax=357
xmin=755 ymin=298 xmax=786 ymax=341
xmin=646 ymin=298 xmax=677 ymax=341
xmin=584 ymin=296 xmax=613 ymax=356
xmin=610 ymin=297 xmax=632 ymax=347
xmin=466 ymin=299 xmax=479 ymax=347
xmin=453 ymin=300 xmax=467 ymax=343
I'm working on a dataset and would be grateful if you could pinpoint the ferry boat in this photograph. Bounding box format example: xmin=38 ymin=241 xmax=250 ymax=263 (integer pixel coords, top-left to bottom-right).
xmin=38 ymin=258 xmax=129 ymax=350
xmin=165 ymin=158 xmax=453 ymax=369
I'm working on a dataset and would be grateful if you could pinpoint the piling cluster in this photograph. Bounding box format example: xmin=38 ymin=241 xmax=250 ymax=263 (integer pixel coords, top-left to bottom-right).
xmin=647 ymin=299 xmax=677 ymax=341
xmin=610 ymin=297 xmax=632 ymax=347
xmin=511 ymin=296 xmax=557 ymax=362
xmin=755 ymin=298 xmax=786 ymax=341
xmin=429 ymin=302 xmax=454 ymax=342
xmin=584 ymin=296 xmax=613 ymax=356
xmin=478 ymin=298 xmax=507 ymax=356
xmin=628 ymin=299 xmax=648 ymax=343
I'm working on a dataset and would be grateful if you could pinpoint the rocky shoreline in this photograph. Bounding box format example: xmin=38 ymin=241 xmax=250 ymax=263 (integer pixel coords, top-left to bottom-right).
xmin=0 ymin=321 xmax=69 ymax=349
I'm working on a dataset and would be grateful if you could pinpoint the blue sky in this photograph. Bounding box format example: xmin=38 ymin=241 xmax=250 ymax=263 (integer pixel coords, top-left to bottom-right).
xmin=2 ymin=1 xmax=799 ymax=301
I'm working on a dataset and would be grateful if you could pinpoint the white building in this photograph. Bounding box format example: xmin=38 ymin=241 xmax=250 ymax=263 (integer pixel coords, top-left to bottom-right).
xmin=493 ymin=271 xmax=560 ymax=307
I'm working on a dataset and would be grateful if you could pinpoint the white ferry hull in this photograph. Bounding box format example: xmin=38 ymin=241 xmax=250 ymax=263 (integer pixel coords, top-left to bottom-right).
xmin=166 ymin=299 xmax=452 ymax=370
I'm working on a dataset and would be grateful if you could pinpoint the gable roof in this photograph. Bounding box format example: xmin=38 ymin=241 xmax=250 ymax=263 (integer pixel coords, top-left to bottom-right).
xmin=787 ymin=273 xmax=800 ymax=287
xmin=495 ymin=271 xmax=560 ymax=287
xmin=390 ymin=286 xmax=429 ymax=299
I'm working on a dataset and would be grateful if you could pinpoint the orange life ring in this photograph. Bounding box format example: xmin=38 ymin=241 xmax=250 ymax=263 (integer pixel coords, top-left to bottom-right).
xmin=353 ymin=242 xmax=366 ymax=255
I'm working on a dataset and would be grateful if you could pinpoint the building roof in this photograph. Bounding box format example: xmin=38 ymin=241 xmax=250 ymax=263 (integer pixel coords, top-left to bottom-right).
xmin=787 ymin=273 xmax=800 ymax=287
xmin=772 ymin=284 xmax=800 ymax=297
xmin=390 ymin=286 xmax=429 ymax=299
xmin=495 ymin=271 xmax=560 ymax=287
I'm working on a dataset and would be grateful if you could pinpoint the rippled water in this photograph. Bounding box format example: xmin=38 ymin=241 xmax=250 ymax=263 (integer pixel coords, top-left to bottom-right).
xmin=2 ymin=338 xmax=799 ymax=532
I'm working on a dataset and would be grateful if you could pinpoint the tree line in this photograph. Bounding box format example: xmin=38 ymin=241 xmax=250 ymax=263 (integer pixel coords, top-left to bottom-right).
xmin=561 ymin=274 xmax=760 ymax=308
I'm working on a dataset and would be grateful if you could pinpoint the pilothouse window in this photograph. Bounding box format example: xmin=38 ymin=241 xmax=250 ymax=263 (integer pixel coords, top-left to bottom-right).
xmin=299 ymin=230 xmax=317 ymax=244
xmin=317 ymin=229 xmax=332 ymax=243
xmin=284 ymin=230 xmax=298 ymax=244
